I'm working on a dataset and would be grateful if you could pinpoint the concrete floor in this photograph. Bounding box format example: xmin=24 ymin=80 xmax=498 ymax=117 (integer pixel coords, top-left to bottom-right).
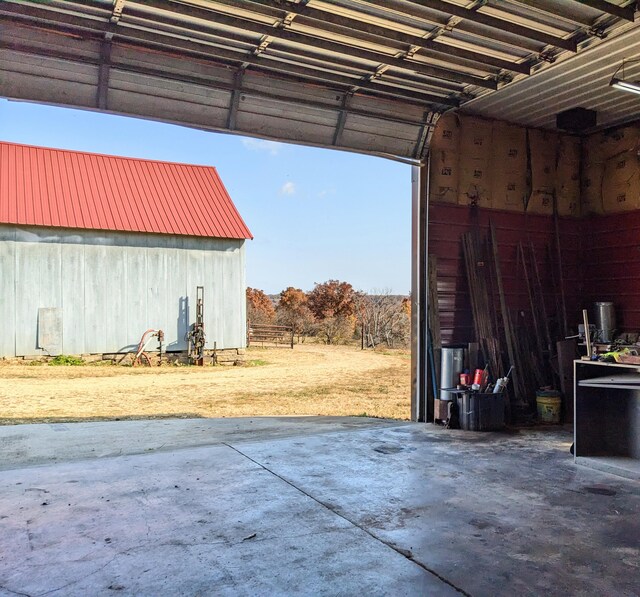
xmin=0 ymin=418 xmax=638 ymax=597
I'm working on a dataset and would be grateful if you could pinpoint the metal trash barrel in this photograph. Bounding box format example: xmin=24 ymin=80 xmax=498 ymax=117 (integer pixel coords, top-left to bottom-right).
xmin=439 ymin=346 xmax=466 ymax=401
xmin=593 ymin=302 xmax=616 ymax=343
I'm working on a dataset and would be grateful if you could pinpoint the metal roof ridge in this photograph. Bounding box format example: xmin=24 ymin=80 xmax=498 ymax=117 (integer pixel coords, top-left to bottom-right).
xmin=0 ymin=139 xmax=219 ymax=170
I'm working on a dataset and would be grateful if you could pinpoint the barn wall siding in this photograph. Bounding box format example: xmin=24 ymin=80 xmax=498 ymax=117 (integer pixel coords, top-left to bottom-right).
xmin=0 ymin=225 xmax=246 ymax=357
xmin=0 ymin=231 xmax=16 ymax=357
xmin=582 ymin=211 xmax=640 ymax=332
xmin=428 ymin=204 xmax=582 ymax=347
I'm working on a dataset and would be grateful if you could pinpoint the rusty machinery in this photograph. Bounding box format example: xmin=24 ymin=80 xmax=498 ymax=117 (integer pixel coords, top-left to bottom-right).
xmin=187 ymin=286 xmax=206 ymax=365
xmin=128 ymin=328 xmax=164 ymax=366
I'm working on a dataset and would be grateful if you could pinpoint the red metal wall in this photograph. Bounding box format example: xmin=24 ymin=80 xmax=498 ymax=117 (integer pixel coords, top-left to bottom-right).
xmin=429 ymin=204 xmax=582 ymax=346
xmin=582 ymin=211 xmax=640 ymax=331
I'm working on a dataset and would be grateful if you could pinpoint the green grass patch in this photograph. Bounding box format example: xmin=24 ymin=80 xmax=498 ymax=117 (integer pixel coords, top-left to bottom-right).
xmin=49 ymin=355 xmax=85 ymax=366
xmin=246 ymin=359 xmax=269 ymax=367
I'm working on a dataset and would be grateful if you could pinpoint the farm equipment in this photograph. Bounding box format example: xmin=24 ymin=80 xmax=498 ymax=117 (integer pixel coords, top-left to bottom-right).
xmin=120 ymin=328 xmax=164 ymax=366
xmin=187 ymin=286 xmax=206 ymax=365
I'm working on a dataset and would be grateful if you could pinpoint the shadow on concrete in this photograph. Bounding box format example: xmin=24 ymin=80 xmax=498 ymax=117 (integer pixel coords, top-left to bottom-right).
xmin=0 ymin=413 xmax=205 ymax=426
xmin=0 ymin=420 xmax=637 ymax=596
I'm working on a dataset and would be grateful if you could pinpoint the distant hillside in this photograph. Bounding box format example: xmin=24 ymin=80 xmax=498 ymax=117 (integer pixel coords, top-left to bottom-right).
xmin=267 ymin=293 xmax=408 ymax=307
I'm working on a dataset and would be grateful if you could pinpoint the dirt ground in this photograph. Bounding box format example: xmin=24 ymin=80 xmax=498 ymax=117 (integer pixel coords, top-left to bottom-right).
xmin=0 ymin=344 xmax=411 ymax=424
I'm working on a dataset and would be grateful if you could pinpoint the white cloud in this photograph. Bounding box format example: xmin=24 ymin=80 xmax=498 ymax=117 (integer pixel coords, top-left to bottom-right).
xmin=317 ymin=188 xmax=335 ymax=199
xmin=242 ymin=138 xmax=283 ymax=156
xmin=281 ymin=181 xmax=296 ymax=196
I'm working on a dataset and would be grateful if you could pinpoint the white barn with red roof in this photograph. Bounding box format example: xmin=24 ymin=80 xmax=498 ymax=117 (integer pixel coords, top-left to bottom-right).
xmin=0 ymin=141 xmax=252 ymax=358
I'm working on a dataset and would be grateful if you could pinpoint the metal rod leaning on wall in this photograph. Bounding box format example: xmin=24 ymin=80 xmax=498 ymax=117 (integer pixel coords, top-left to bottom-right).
xmin=553 ymin=197 xmax=568 ymax=337
xmin=490 ymin=222 xmax=522 ymax=402
xmin=583 ymin=309 xmax=592 ymax=358
xmin=461 ymin=231 xmax=501 ymax=393
xmin=529 ymin=242 xmax=553 ymax=353
xmin=518 ymin=242 xmax=545 ymax=366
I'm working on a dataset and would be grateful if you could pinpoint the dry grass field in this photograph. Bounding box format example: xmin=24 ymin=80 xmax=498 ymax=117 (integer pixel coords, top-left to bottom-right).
xmin=0 ymin=344 xmax=411 ymax=425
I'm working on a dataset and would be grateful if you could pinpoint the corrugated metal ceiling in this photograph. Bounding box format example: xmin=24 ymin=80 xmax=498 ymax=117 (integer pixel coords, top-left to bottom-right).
xmin=462 ymin=20 xmax=640 ymax=131
xmin=0 ymin=0 xmax=637 ymax=160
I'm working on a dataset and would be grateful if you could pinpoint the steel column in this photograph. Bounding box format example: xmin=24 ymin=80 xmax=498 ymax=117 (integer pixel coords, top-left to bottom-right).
xmin=411 ymin=160 xmax=430 ymax=422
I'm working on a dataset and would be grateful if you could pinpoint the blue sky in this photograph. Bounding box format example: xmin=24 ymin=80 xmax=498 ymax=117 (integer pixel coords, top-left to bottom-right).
xmin=0 ymin=99 xmax=411 ymax=294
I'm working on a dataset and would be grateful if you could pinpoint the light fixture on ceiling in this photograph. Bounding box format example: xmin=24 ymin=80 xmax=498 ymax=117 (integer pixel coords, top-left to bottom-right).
xmin=610 ymin=58 xmax=640 ymax=95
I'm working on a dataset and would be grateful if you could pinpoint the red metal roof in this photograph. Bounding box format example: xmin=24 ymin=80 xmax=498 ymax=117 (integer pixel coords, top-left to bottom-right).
xmin=0 ymin=141 xmax=252 ymax=240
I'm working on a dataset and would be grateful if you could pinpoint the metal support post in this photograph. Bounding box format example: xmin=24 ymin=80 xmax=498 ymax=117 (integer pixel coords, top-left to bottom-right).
xmin=411 ymin=160 xmax=430 ymax=422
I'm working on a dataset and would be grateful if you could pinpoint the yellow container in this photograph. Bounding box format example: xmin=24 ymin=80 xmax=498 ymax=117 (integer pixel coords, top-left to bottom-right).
xmin=536 ymin=392 xmax=561 ymax=424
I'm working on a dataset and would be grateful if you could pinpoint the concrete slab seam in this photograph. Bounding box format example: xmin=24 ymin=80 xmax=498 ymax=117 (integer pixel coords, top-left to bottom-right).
xmin=0 ymin=585 xmax=32 ymax=597
xmin=222 ymin=442 xmax=472 ymax=597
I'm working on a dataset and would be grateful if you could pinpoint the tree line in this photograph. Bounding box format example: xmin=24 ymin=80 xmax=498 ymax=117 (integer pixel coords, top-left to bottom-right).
xmin=247 ymin=280 xmax=411 ymax=348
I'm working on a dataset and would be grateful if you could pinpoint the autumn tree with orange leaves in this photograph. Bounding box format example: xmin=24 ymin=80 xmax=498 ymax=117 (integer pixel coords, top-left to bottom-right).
xmin=307 ymin=280 xmax=358 ymax=344
xmin=246 ymin=287 xmax=275 ymax=325
xmin=276 ymin=287 xmax=315 ymax=342
xmin=307 ymin=280 xmax=356 ymax=319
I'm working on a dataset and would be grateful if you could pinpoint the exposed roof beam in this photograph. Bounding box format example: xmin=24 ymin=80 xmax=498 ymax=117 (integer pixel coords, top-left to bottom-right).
xmin=249 ymin=41 xmax=464 ymax=94
xmin=212 ymin=0 xmax=530 ymax=75
xmin=123 ymin=9 xmax=469 ymax=93
xmin=263 ymin=45 xmax=464 ymax=92
xmin=124 ymin=0 xmax=497 ymax=89
xmin=0 ymin=3 xmax=459 ymax=106
xmin=247 ymin=57 xmax=458 ymax=106
xmin=403 ymin=0 xmax=577 ymax=51
xmin=511 ymin=0 xmax=594 ymax=26
xmin=120 ymin=25 xmax=460 ymax=105
xmin=354 ymin=0 xmax=545 ymax=53
xmin=576 ymin=0 xmax=636 ymax=21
